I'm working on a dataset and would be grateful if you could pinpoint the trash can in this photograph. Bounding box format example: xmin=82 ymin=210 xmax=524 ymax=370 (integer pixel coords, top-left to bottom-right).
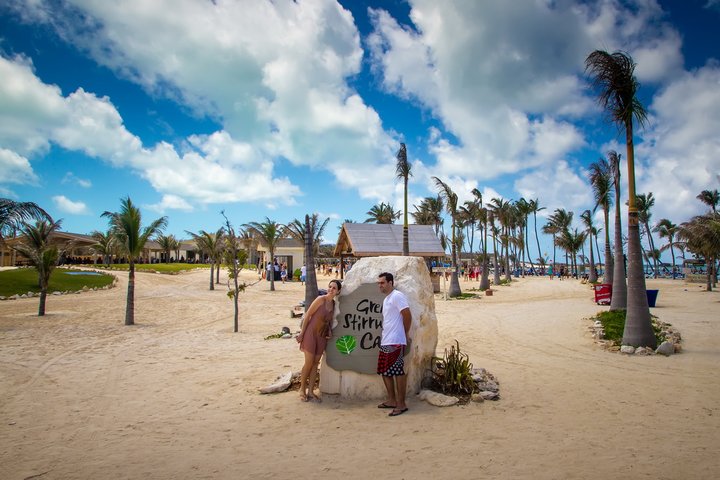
xmin=646 ymin=289 xmax=659 ymax=307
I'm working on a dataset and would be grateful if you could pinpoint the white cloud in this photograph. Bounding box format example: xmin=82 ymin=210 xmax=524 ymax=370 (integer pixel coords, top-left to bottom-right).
xmin=61 ymin=172 xmax=92 ymax=188
xmin=52 ymin=195 xmax=90 ymax=215
xmin=0 ymin=148 xmax=39 ymax=186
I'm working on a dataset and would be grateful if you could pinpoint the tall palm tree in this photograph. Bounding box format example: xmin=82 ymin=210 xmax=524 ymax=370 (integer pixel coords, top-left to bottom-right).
xmin=479 ymin=205 xmax=491 ymax=289
xmin=90 ymin=229 xmax=117 ymax=266
xmin=489 ymin=198 xmax=513 ymax=282
xmin=608 ymin=150 xmax=628 ymax=311
xmin=185 ymin=228 xmax=225 ymax=290
xmin=696 ymin=189 xmax=719 ymax=213
xmin=586 ymin=49 xmax=654 ymax=347
xmin=516 ymin=198 xmax=536 ymax=276
xmin=546 ymin=208 xmax=573 ymax=276
xmin=0 ymin=199 xmax=50 ymax=239
xmin=364 ymin=202 xmax=401 ymax=224
xmin=588 ymin=157 xmax=614 ymax=284
xmin=287 ymin=213 xmax=330 ymax=260
xmin=12 ymin=219 xmax=66 ymax=316
xmin=244 ymin=218 xmax=285 ymax=291
xmin=557 ymin=228 xmax=586 ymax=277
xmin=102 ymin=197 xmax=167 ymax=326
xmin=542 ymin=221 xmax=560 ymax=278
xmin=432 ymin=177 xmax=462 ymax=297
xmin=303 ymin=214 xmax=320 ymax=313
xmin=676 ymin=213 xmax=720 ymax=291
xmin=580 ymin=210 xmax=598 ymax=282
xmin=395 ymin=143 xmax=412 ymax=256
xmin=528 ymin=198 xmax=545 ymax=274
xmin=654 ymin=218 xmax=678 ymax=277
xmin=636 ymin=193 xmax=658 ymax=278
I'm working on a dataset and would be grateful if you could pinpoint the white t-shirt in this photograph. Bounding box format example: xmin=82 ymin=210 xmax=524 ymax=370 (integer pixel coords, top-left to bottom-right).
xmin=381 ymin=288 xmax=410 ymax=346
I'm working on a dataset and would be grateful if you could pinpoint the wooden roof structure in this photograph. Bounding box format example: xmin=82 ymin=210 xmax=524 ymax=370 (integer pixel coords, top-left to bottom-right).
xmin=333 ymin=223 xmax=444 ymax=258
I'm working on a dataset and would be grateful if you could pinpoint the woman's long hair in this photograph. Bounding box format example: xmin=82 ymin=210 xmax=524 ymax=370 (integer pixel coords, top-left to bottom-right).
xmin=315 ymin=280 xmax=342 ymax=335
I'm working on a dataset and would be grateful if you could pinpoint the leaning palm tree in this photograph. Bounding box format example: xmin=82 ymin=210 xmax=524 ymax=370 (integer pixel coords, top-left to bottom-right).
xmin=586 ymin=49 xmax=654 ymax=347
xmin=528 ymin=198 xmax=545 ymax=274
xmin=395 ymin=143 xmax=412 ymax=256
xmin=432 ymin=177 xmax=462 ymax=297
xmin=364 ymin=202 xmax=401 ymax=224
xmin=12 ymin=219 xmax=66 ymax=316
xmin=654 ymin=218 xmax=678 ymax=277
xmin=102 ymin=197 xmax=167 ymax=326
xmin=0 ymin=199 xmax=50 ymax=239
xmin=588 ymin=157 xmax=614 ymax=284
xmin=244 ymin=218 xmax=285 ymax=291
xmin=185 ymin=228 xmax=225 ymax=290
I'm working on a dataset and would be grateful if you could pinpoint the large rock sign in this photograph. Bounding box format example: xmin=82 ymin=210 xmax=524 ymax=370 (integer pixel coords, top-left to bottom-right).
xmin=320 ymin=256 xmax=438 ymax=399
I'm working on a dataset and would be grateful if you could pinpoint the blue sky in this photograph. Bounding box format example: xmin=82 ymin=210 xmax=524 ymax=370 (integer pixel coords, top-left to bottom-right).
xmin=1 ymin=0 xmax=719 ymax=261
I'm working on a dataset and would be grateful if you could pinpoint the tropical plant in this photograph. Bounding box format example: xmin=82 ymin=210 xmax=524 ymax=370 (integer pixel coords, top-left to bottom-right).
xmin=412 ymin=196 xmax=444 ymax=236
xmin=433 ymin=177 xmax=462 ymax=297
xmin=90 ymin=229 xmax=117 ymax=266
xmin=221 ymin=212 xmax=247 ymax=333
xmin=395 ymin=143 xmax=412 ymax=256
xmin=429 ymin=340 xmax=477 ymax=395
xmin=0 ymin=199 xmax=50 ymax=239
xmin=586 ymin=49 xmax=654 ymax=347
xmin=676 ymin=213 xmax=720 ymax=291
xmin=696 ymin=189 xmax=719 ymax=214
xmin=654 ymin=218 xmax=678 ymax=276
xmin=244 ymin=218 xmax=285 ymax=291
xmin=185 ymin=228 xmax=225 ymax=290
xmin=286 ymin=213 xmax=330 ymax=259
xmin=156 ymin=233 xmax=178 ymax=263
xmin=102 ymin=197 xmax=168 ymax=326
xmin=528 ymin=198 xmax=545 ymax=274
xmin=364 ymin=202 xmax=400 ymax=224
xmin=580 ymin=210 xmax=598 ymax=282
xmin=588 ymin=157 xmax=614 ymax=284
xmin=636 ymin=193 xmax=658 ymax=278
xmin=11 ymin=219 xmax=67 ymax=316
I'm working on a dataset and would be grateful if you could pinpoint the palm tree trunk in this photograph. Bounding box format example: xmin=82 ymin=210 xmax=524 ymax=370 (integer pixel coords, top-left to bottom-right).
xmin=209 ymin=261 xmax=215 ymax=291
xmin=610 ymin=204 xmax=627 ymax=310
xmin=603 ymin=207 xmax=613 ymax=284
xmin=126 ymin=262 xmax=135 ymax=326
xmin=304 ymin=215 xmax=319 ymax=311
xmin=403 ymin=179 xmax=409 ymax=256
xmin=269 ymin=248 xmax=276 ymax=292
xmin=38 ymin=287 xmax=47 ymax=316
xmin=644 ymin=221 xmax=659 ymax=279
xmin=480 ymin=220 xmax=490 ymax=290
xmin=621 ymin=127 xmax=654 ymax=347
xmin=449 ymin=223 xmax=462 ymax=297
xmin=588 ymin=231 xmax=597 ymax=283
xmin=216 ymin=260 xmax=221 ymax=284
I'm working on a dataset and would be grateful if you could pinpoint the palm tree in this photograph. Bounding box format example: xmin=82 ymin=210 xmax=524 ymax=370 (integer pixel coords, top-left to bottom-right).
xmin=287 ymin=213 xmax=330 ymax=260
xmin=11 ymin=219 xmax=66 ymax=316
xmin=557 ymin=228 xmax=586 ymax=277
xmin=412 ymin=196 xmax=444 ymax=236
xmin=516 ymin=198 xmax=536 ymax=276
xmin=0 ymin=199 xmax=50 ymax=239
xmin=528 ymin=198 xmax=545 ymax=274
xmin=432 ymin=177 xmax=462 ymax=297
xmin=546 ymin=208 xmax=573 ymax=276
xmin=636 ymin=193 xmax=658 ymax=278
xmin=102 ymin=197 xmax=167 ymax=326
xmin=185 ymin=228 xmax=225 ymax=290
xmin=676 ymin=213 xmax=720 ymax=291
xmin=364 ymin=202 xmax=401 ymax=224
xmin=588 ymin=157 xmax=614 ymax=284
xmin=580 ymin=210 xmax=598 ymax=282
xmin=156 ymin=233 xmax=177 ymax=263
xmin=586 ymin=49 xmax=654 ymax=347
xmin=607 ymin=150 xmax=628 ymax=311
xmin=303 ymin=214 xmax=319 ymax=312
xmin=654 ymin=218 xmax=678 ymax=277
xmin=244 ymin=218 xmax=285 ymax=291
xmin=395 ymin=143 xmax=412 ymax=256
xmin=696 ymin=189 xmax=719 ymax=213
xmin=542 ymin=221 xmax=560 ymax=278
xmin=90 ymin=229 xmax=117 ymax=266
xmin=490 ymin=198 xmax=514 ymax=282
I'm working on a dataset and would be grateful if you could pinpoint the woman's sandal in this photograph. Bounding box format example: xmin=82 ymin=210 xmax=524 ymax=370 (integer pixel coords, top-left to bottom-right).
xmin=300 ymin=393 xmax=309 ymax=402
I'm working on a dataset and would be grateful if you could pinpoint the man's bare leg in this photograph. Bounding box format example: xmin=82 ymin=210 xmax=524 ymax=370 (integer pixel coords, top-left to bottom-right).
xmin=382 ymin=375 xmax=397 ymax=407
xmin=395 ymin=374 xmax=407 ymax=410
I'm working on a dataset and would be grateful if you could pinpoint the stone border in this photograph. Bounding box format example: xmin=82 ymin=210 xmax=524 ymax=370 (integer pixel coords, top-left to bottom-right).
xmin=588 ymin=317 xmax=682 ymax=356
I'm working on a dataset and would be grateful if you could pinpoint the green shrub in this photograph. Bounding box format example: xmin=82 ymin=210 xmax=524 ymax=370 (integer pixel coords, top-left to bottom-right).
xmin=593 ymin=310 xmax=665 ymax=345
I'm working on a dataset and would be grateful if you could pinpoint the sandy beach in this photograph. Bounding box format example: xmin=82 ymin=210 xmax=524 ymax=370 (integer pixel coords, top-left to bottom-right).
xmin=1 ymin=268 xmax=718 ymax=479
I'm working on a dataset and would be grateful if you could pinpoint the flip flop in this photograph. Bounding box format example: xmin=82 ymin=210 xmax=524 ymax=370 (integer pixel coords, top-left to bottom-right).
xmin=377 ymin=402 xmax=396 ymax=409
xmin=388 ymin=408 xmax=408 ymax=417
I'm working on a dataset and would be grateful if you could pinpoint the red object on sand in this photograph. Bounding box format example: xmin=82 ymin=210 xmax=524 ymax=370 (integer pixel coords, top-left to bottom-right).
xmin=594 ymin=284 xmax=612 ymax=305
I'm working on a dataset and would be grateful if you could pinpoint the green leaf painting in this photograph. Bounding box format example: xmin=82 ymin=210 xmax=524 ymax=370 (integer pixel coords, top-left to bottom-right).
xmin=336 ymin=335 xmax=357 ymax=355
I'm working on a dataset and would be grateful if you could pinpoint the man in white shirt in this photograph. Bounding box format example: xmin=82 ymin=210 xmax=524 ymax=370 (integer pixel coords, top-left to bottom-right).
xmin=376 ymin=272 xmax=412 ymax=417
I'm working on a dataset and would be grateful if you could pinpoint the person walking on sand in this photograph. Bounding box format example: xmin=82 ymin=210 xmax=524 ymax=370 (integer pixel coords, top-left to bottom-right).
xmin=296 ymin=280 xmax=342 ymax=402
xmin=376 ymin=272 xmax=412 ymax=417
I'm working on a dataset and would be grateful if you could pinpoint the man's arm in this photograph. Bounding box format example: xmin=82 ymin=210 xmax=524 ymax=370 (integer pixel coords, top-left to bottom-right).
xmin=401 ymin=307 xmax=412 ymax=337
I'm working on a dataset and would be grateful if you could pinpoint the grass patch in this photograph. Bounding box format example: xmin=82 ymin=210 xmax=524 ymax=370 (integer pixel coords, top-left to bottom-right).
xmin=95 ymin=263 xmax=209 ymax=273
xmin=592 ymin=310 xmax=665 ymax=346
xmin=0 ymin=268 xmax=115 ymax=297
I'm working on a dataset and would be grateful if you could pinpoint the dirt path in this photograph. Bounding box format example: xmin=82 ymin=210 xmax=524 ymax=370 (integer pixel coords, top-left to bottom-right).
xmin=1 ymin=269 xmax=718 ymax=479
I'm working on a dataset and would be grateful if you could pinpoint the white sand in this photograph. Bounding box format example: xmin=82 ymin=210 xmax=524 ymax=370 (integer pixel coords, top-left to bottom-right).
xmin=1 ymin=268 xmax=718 ymax=479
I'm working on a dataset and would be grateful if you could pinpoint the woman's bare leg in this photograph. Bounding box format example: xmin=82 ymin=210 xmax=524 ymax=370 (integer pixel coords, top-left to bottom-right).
xmin=299 ymin=350 xmax=316 ymax=401
xmin=307 ymin=354 xmax=323 ymax=401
